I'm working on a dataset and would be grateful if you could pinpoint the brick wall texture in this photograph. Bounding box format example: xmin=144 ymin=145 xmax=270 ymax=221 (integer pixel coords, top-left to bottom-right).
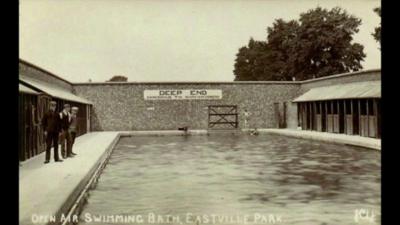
xmin=73 ymin=83 xmax=301 ymax=131
xmin=73 ymin=70 xmax=380 ymax=131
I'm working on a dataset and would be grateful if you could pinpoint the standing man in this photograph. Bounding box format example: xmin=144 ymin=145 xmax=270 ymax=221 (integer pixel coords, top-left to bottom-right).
xmin=59 ymin=103 xmax=73 ymax=158
xmin=42 ymin=101 xmax=63 ymax=163
xmin=67 ymin=106 xmax=79 ymax=156
xmin=243 ymin=109 xmax=251 ymax=129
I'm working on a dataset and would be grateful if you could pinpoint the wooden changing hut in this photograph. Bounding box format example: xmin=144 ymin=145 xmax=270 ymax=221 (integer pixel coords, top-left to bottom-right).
xmin=294 ymin=81 xmax=381 ymax=138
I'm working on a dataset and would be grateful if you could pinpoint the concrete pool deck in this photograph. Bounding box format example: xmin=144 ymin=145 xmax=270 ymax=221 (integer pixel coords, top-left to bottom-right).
xmin=19 ymin=132 xmax=120 ymax=225
xmin=19 ymin=129 xmax=380 ymax=225
xmin=256 ymin=128 xmax=381 ymax=150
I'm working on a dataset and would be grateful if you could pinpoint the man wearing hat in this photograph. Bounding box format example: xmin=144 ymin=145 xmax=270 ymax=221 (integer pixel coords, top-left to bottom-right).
xmin=41 ymin=101 xmax=63 ymax=163
xmin=59 ymin=103 xmax=74 ymax=158
xmin=67 ymin=106 xmax=79 ymax=156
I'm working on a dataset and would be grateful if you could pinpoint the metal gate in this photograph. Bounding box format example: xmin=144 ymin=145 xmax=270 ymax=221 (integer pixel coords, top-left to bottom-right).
xmin=208 ymin=105 xmax=238 ymax=129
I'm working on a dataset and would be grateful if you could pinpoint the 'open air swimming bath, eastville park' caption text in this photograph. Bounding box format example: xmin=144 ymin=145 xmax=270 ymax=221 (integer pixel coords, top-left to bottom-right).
xmin=32 ymin=212 xmax=284 ymax=224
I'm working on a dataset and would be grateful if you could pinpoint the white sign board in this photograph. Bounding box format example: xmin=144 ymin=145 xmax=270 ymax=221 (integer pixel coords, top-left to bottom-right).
xmin=144 ymin=89 xmax=222 ymax=100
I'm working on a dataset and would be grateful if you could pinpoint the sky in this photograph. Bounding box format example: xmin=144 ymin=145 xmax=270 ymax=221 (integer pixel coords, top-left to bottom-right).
xmin=19 ymin=0 xmax=381 ymax=82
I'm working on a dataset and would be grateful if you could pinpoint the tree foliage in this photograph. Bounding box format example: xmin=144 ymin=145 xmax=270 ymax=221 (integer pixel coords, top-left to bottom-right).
xmin=233 ymin=38 xmax=270 ymax=81
xmin=107 ymin=75 xmax=128 ymax=82
xmin=372 ymin=7 xmax=381 ymax=45
xmin=234 ymin=7 xmax=366 ymax=81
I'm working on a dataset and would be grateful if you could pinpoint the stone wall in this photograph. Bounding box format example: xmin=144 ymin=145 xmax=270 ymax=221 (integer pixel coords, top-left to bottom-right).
xmin=73 ymin=69 xmax=380 ymax=131
xmin=73 ymin=82 xmax=301 ymax=131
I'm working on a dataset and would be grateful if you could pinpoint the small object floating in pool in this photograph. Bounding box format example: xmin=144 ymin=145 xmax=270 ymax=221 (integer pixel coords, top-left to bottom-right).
xmin=178 ymin=126 xmax=190 ymax=135
xmin=250 ymin=128 xmax=259 ymax=136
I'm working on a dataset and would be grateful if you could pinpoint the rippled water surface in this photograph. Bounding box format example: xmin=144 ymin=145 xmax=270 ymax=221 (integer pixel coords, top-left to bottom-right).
xmin=79 ymin=134 xmax=380 ymax=225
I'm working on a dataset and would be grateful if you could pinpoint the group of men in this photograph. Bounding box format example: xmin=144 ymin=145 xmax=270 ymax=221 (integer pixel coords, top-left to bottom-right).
xmin=41 ymin=101 xmax=79 ymax=164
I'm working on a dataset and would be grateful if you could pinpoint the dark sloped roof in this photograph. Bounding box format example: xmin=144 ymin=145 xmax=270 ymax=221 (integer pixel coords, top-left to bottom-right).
xmin=20 ymin=77 xmax=92 ymax=104
xmin=293 ymin=81 xmax=381 ymax=102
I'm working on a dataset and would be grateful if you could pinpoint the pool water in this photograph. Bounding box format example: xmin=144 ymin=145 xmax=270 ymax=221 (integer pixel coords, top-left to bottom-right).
xmin=78 ymin=134 xmax=380 ymax=225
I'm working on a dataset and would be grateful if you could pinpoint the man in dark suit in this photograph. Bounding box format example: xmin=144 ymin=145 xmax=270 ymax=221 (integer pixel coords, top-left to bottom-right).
xmin=42 ymin=101 xmax=63 ymax=164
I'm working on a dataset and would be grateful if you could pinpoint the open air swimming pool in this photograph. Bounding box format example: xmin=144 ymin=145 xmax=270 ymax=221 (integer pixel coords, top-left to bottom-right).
xmin=78 ymin=134 xmax=380 ymax=225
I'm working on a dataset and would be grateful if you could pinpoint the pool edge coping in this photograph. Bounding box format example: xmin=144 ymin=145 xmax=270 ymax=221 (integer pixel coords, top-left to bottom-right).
xmin=55 ymin=133 xmax=122 ymax=225
xmin=255 ymin=129 xmax=381 ymax=151
xmin=117 ymin=129 xmax=380 ymax=151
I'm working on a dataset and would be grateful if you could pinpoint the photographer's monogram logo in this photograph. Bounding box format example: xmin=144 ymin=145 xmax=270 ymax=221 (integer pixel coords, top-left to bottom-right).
xmin=354 ymin=209 xmax=376 ymax=223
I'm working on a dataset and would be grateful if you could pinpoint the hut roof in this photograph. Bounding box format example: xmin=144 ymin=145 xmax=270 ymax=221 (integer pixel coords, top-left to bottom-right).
xmin=19 ymin=77 xmax=92 ymax=105
xmin=19 ymin=83 xmax=40 ymax=95
xmin=293 ymin=81 xmax=381 ymax=102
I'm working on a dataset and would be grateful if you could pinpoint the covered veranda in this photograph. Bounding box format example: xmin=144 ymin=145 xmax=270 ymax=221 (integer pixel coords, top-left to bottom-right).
xmin=293 ymin=81 xmax=381 ymax=138
xmin=18 ymin=77 xmax=92 ymax=162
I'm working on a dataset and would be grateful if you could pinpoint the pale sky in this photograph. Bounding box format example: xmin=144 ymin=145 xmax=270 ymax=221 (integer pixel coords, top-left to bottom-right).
xmin=19 ymin=0 xmax=381 ymax=82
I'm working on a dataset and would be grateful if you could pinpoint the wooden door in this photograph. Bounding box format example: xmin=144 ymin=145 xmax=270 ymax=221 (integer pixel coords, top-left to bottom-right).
xmin=360 ymin=115 xmax=369 ymax=137
xmin=333 ymin=115 xmax=340 ymax=133
xmin=345 ymin=115 xmax=353 ymax=135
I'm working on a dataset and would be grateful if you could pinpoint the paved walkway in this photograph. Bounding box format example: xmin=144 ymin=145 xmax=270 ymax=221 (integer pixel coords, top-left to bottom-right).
xmin=256 ymin=128 xmax=381 ymax=150
xmin=19 ymin=132 xmax=120 ymax=225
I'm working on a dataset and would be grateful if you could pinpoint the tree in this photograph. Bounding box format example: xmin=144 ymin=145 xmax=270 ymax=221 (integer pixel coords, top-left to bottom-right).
xmin=107 ymin=75 xmax=128 ymax=82
xmin=372 ymin=7 xmax=381 ymax=45
xmin=289 ymin=7 xmax=366 ymax=79
xmin=233 ymin=7 xmax=366 ymax=81
xmin=264 ymin=19 xmax=300 ymax=80
xmin=233 ymin=38 xmax=270 ymax=81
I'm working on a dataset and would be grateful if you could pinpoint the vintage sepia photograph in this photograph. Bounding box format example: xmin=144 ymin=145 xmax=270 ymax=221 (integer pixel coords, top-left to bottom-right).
xmin=19 ymin=0 xmax=381 ymax=225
